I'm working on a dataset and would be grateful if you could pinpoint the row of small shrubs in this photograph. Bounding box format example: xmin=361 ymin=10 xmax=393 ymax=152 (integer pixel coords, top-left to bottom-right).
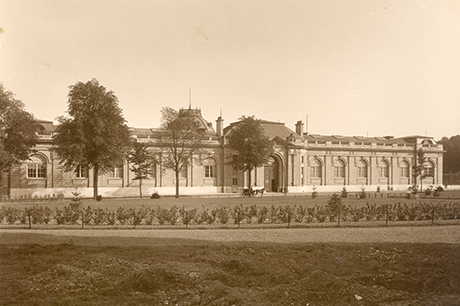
xmin=1 ymin=193 xmax=65 ymax=204
xmin=1 ymin=202 xmax=459 ymax=227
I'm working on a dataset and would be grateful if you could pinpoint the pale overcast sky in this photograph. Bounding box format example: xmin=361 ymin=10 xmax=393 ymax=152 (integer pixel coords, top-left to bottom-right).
xmin=1 ymin=0 xmax=459 ymax=140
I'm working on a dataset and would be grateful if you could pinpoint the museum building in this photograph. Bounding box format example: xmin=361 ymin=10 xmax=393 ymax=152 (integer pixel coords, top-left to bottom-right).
xmin=1 ymin=107 xmax=444 ymax=198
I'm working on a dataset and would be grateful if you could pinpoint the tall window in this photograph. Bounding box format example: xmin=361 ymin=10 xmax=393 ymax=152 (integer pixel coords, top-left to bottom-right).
xmin=310 ymin=158 xmax=322 ymax=178
xmin=379 ymin=160 xmax=389 ymax=178
xmin=147 ymin=160 xmax=157 ymax=179
xmin=204 ymin=158 xmax=216 ymax=178
xmin=180 ymin=163 xmax=188 ymax=178
xmin=27 ymin=155 xmax=46 ymax=178
xmin=75 ymin=165 xmax=87 ymax=178
xmin=400 ymin=160 xmax=409 ymax=178
xmin=357 ymin=159 xmax=368 ymax=178
xmin=425 ymin=161 xmax=434 ymax=177
xmin=334 ymin=159 xmax=345 ymax=178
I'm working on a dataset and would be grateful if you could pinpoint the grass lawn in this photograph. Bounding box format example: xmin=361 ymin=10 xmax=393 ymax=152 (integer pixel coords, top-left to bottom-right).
xmin=3 ymin=190 xmax=460 ymax=211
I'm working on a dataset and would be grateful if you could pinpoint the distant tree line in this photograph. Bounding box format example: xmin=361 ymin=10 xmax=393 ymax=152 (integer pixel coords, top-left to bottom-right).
xmin=438 ymin=136 xmax=460 ymax=173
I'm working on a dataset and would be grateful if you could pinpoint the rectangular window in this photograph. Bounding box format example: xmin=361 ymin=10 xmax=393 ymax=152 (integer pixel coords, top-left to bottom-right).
xmin=27 ymin=166 xmax=37 ymax=178
xmin=75 ymin=165 xmax=87 ymax=178
xmin=334 ymin=166 xmax=345 ymax=178
xmin=27 ymin=164 xmax=45 ymax=178
xmin=311 ymin=166 xmax=321 ymax=178
xmin=358 ymin=167 xmax=367 ymax=178
xmin=400 ymin=167 xmax=409 ymax=178
xmin=204 ymin=165 xmax=214 ymax=178
xmin=232 ymin=178 xmax=238 ymax=185
xmin=380 ymin=167 xmax=389 ymax=178
xmin=180 ymin=165 xmax=187 ymax=178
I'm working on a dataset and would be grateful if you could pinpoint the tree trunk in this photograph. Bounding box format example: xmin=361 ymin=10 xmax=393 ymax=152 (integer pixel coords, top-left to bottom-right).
xmin=0 ymin=165 xmax=3 ymax=201
xmin=175 ymin=170 xmax=180 ymax=198
xmin=93 ymin=165 xmax=99 ymax=200
xmin=139 ymin=178 xmax=143 ymax=199
xmin=248 ymin=167 xmax=252 ymax=188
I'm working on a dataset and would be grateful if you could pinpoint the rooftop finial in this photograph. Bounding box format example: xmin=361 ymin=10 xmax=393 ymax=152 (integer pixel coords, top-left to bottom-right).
xmin=189 ymin=89 xmax=191 ymax=109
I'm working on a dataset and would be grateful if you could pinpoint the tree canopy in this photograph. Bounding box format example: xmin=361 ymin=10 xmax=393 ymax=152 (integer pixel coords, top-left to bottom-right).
xmin=0 ymin=84 xmax=38 ymax=169
xmin=53 ymin=79 xmax=131 ymax=199
xmin=153 ymin=106 xmax=206 ymax=198
xmin=226 ymin=115 xmax=273 ymax=187
xmin=0 ymin=84 xmax=38 ymax=197
xmin=438 ymin=135 xmax=460 ymax=173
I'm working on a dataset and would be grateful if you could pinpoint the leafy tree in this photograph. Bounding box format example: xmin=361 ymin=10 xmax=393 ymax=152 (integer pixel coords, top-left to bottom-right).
xmin=226 ymin=116 xmax=273 ymax=187
xmin=438 ymin=135 xmax=460 ymax=173
xmin=128 ymin=142 xmax=156 ymax=199
xmin=153 ymin=106 xmax=206 ymax=198
xmin=0 ymin=84 xmax=38 ymax=198
xmin=53 ymin=79 xmax=131 ymax=199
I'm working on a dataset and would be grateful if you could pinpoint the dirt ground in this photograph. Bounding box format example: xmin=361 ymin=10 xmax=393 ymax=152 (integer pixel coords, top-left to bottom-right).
xmin=1 ymin=226 xmax=460 ymax=305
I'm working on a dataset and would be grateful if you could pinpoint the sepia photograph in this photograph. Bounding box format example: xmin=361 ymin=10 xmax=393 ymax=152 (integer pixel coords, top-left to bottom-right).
xmin=1 ymin=0 xmax=460 ymax=305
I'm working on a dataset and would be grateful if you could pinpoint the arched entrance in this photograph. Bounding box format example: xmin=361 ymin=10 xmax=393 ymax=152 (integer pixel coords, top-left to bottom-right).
xmin=264 ymin=156 xmax=281 ymax=192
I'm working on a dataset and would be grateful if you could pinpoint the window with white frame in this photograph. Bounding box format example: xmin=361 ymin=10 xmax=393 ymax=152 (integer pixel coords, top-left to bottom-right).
xmin=108 ymin=164 xmax=123 ymax=178
xmin=334 ymin=159 xmax=345 ymax=178
xmin=357 ymin=159 xmax=368 ymax=178
xmin=310 ymin=158 xmax=322 ymax=178
xmin=75 ymin=165 xmax=87 ymax=178
xmin=27 ymin=155 xmax=46 ymax=178
xmin=204 ymin=158 xmax=216 ymax=178
xmin=400 ymin=160 xmax=409 ymax=178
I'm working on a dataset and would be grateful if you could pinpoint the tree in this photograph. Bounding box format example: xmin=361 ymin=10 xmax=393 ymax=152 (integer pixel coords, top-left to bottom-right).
xmin=0 ymin=84 xmax=38 ymax=198
xmin=153 ymin=106 xmax=206 ymax=198
xmin=438 ymin=135 xmax=460 ymax=173
xmin=128 ymin=142 xmax=156 ymax=199
xmin=53 ymin=79 xmax=131 ymax=200
xmin=226 ymin=116 xmax=273 ymax=187
xmin=412 ymin=148 xmax=431 ymax=191
xmin=327 ymin=193 xmax=345 ymax=226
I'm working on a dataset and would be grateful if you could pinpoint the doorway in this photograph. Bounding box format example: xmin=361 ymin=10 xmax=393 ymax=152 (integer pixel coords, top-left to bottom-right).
xmin=264 ymin=156 xmax=279 ymax=192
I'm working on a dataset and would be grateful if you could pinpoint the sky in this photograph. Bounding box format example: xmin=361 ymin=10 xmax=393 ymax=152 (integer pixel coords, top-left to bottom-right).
xmin=1 ymin=0 xmax=459 ymax=140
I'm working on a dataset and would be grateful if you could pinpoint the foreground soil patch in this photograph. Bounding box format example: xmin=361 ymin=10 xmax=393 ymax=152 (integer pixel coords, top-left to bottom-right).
xmin=1 ymin=239 xmax=460 ymax=305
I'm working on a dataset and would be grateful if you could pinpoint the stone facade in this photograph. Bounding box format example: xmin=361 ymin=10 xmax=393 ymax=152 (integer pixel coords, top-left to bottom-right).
xmin=1 ymin=109 xmax=444 ymax=198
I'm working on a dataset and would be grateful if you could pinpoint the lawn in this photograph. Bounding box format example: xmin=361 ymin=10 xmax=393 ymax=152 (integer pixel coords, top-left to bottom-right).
xmin=1 ymin=234 xmax=459 ymax=305
xmin=3 ymin=190 xmax=460 ymax=211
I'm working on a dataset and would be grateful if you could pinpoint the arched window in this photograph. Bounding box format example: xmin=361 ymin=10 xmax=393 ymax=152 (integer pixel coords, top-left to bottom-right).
xmin=400 ymin=160 xmax=409 ymax=178
xmin=379 ymin=160 xmax=389 ymax=178
xmin=334 ymin=159 xmax=345 ymax=178
xmin=310 ymin=158 xmax=322 ymax=178
xmin=204 ymin=158 xmax=216 ymax=178
xmin=357 ymin=159 xmax=368 ymax=178
xmin=27 ymin=155 xmax=46 ymax=178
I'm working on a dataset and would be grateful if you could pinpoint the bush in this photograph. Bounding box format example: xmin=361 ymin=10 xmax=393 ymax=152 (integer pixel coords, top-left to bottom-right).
xmin=96 ymin=195 xmax=103 ymax=201
xmin=341 ymin=187 xmax=348 ymax=198
xmin=151 ymin=191 xmax=160 ymax=199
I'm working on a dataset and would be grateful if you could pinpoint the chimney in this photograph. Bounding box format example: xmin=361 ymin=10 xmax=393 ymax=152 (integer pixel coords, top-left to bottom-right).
xmin=216 ymin=116 xmax=224 ymax=137
xmin=295 ymin=120 xmax=304 ymax=137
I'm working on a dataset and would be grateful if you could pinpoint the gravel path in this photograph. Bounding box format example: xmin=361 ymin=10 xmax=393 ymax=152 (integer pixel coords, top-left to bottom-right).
xmin=2 ymin=225 xmax=460 ymax=244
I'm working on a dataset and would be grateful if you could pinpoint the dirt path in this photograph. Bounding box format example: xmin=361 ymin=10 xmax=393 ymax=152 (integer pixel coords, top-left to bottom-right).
xmin=2 ymin=225 xmax=460 ymax=245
